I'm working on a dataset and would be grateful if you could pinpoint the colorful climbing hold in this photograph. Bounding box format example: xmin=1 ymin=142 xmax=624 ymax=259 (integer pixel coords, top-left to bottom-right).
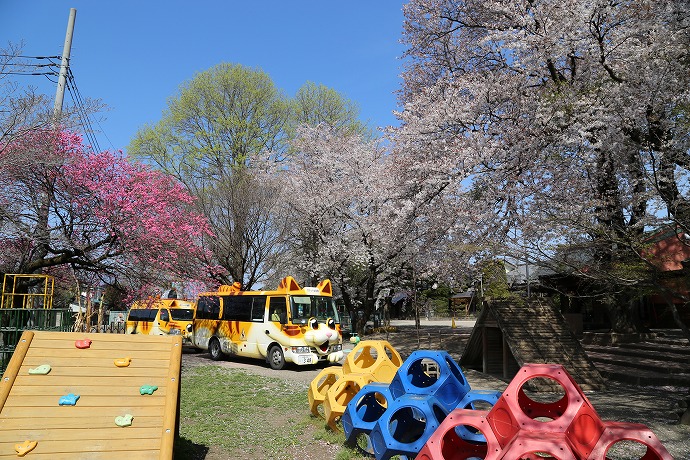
xmin=74 ymin=339 xmax=92 ymax=349
xmin=114 ymin=357 xmax=132 ymax=367
xmin=28 ymin=364 xmax=51 ymax=375
xmin=58 ymin=393 xmax=80 ymax=406
xmin=115 ymin=414 xmax=133 ymax=427
xmin=139 ymin=385 xmax=158 ymax=395
xmin=14 ymin=440 xmax=37 ymax=457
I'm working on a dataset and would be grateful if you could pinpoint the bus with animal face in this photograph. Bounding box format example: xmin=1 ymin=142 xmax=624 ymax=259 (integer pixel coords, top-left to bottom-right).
xmin=126 ymin=289 xmax=195 ymax=346
xmin=191 ymin=276 xmax=344 ymax=369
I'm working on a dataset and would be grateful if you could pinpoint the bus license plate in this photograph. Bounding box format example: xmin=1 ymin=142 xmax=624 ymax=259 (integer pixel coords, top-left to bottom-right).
xmin=298 ymin=355 xmax=313 ymax=365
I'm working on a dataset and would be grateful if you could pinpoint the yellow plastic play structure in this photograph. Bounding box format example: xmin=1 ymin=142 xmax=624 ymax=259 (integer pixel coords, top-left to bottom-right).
xmin=308 ymin=340 xmax=402 ymax=431
xmin=0 ymin=330 xmax=182 ymax=459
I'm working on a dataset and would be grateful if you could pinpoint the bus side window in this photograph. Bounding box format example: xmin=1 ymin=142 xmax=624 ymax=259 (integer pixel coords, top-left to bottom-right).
xmin=222 ymin=296 xmax=252 ymax=321
xmin=251 ymin=297 xmax=266 ymax=322
xmin=159 ymin=309 xmax=169 ymax=322
xmin=197 ymin=296 xmax=220 ymax=319
xmin=269 ymin=297 xmax=287 ymax=323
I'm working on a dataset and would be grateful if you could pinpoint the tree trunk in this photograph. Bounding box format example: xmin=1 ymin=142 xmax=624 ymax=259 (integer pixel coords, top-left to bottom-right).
xmin=602 ymin=297 xmax=641 ymax=334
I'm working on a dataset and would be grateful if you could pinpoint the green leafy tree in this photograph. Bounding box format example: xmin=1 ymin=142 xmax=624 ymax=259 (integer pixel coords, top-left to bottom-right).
xmin=129 ymin=64 xmax=369 ymax=289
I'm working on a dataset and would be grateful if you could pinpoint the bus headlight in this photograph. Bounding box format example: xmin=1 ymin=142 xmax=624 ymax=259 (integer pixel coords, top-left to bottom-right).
xmin=291 ymin=346 xmax=311 ymax=354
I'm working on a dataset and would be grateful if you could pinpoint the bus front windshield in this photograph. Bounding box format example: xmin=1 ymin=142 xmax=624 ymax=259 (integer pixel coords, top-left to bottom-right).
xmin=290 ymin=296 xmax=339 ymax=325
xmin=170 ymin=309 xmax=195 ymax=321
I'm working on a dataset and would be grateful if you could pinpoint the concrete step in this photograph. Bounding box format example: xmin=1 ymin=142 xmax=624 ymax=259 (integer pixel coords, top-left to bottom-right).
xmin=586 ymin=350 xmax=689 ymax=375
xmin=582 ymin=330 xmax=690 ymax=387
xmin=592 ymin=360 xmax=690 ymax=387
xmin=583 ymin=344 xmax=690 ymax=365
xmin=616 ymin=341 xmax=690 ymax=355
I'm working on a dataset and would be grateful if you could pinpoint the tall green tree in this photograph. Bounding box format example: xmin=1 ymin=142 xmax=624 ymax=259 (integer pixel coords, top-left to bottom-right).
xmin=129 ymin=64 xmax=368 ymax=289
xmin=292 ymin=81 xmax=371 ymax=138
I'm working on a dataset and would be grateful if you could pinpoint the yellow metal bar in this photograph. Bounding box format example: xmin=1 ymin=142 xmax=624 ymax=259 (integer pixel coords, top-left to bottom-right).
xmin=0 ymin=274 xmax=55 ymax=309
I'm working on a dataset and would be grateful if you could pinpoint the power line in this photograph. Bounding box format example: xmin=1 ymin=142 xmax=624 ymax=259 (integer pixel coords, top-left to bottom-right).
xmin=66 ymin=68 xmax=103 ymax=153
xmin=0 ymin=71 xmax=59 ymax=76
xmin=66 ymin=68 xmax=116 ymax=152
xmin=0 ymin=54 xmax=61 ymax=60
xmin=3 ymin=50 xmax=115 ymax=153
xmin=2 ymin=62 xmax=59 ymax=68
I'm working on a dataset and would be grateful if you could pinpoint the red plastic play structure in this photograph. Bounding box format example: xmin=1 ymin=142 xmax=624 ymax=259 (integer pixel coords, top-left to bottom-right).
xmin=416 ymin=363 xmax=673 ymax=460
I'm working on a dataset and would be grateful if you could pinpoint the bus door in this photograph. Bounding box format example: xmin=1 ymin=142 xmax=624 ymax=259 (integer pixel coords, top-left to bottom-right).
xmin=193 ymin=295 xmax=221 ymax=349
xmin=221 ymin=295 xmax=266 ymax=357
xmin=268 ymin=296 xmax=287 ymax=324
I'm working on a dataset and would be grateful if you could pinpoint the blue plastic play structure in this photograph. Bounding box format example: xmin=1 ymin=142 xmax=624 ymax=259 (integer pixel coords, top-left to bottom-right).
xmin=341 ymin=350 xmax=502 ymax=460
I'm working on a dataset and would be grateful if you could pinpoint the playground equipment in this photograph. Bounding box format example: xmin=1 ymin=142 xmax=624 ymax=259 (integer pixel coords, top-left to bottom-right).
xmin=342 ymin=350 xmax=502 ymax=460
xmin=308 ymin=340 xmax=402 ymax=431
xmin=0 ymin=275 xmax=71 ymax=375
xmin=0 ymin=330 xmax=182 ymax=459
xmin=416 ymin=363 xmax=673 ymax=460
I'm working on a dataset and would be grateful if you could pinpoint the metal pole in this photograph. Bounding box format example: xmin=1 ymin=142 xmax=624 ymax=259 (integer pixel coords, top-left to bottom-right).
xmin=53 ymin=8 xmax=77 ymax=123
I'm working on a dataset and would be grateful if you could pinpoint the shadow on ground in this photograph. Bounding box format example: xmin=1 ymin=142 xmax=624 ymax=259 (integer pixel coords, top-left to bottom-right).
xmin=174 ymin=437 xmax=209 ymax=460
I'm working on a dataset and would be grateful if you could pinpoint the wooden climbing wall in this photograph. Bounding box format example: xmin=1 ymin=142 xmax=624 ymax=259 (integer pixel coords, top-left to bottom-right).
xmin=0 ymin=331 xmax=182 ymax=459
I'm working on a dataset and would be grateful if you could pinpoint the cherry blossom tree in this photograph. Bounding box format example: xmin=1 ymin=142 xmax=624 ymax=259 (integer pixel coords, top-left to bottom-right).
xmin=0 ymin=128 xmax=215 ymax=297
xmin=282 ymin=125 xmax=446 ymax=333
xmin=395 ymin=0 xmax=690 ymax=333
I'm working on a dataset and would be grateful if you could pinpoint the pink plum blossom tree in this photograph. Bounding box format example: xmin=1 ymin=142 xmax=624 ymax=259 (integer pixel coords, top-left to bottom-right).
xmin=0 ymin=128 xmax=215 ymax=298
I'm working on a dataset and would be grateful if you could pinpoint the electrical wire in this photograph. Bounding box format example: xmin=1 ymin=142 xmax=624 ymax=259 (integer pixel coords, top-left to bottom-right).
xmin=3 ymin=53 xmax=114 ymax=152
xmin=2 ymin=62 xmax=59 ymax=68
xmin=66 ymin=69 xmax=102 ymax=153
xmin=0 ymin=71 xmax=59 ymax=76
xmin=66 ymin=68 xmax=116 ymax=152
xmin=0 ymin=54 xmax=61 ymax=60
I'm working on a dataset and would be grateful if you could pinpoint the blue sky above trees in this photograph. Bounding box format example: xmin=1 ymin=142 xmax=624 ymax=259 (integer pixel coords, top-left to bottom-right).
xmin=1 ymin=1 xmax=405 ymax=151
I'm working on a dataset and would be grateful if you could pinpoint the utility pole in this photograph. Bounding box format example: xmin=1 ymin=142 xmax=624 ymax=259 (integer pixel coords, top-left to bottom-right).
xmin=53 ymin=8 xmax=77 ymax=123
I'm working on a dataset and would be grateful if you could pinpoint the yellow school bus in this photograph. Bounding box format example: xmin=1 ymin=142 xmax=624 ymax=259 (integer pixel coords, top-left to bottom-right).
xmin=126 ymin=290 xmax=195 ymax=345
xmin=192 ymin=276 xmax=344 ymax=369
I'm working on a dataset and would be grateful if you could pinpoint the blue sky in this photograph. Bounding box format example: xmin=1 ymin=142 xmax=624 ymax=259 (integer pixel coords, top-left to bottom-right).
xmin=2 ymin=1 xmax=406 ymax=152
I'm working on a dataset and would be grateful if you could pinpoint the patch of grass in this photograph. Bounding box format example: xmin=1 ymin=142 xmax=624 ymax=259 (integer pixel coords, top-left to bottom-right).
xmin=176 ymin=365 xmax=370 ymax=459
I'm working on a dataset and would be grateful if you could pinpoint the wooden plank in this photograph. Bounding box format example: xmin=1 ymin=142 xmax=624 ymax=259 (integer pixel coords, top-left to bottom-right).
xmin=24 ymin=348 xmax=173 ymax=365
xmin=30 ymin=330 xmax=175 ymax=344
xmin=0 ymin=427 xmax=162 ymax=441
xmin=14 ymin=375 xmax=169 ymax=388
xmin=0 ymin=438 xmax=162 ymax=456
xmin=0 ymin=452 xmax=159 ymax=460
xmin=0 ymin=416 xmax=163 ymax=430
xmin=21 ymin=356 xmax=172 ymax=368
xmin=0 ymin=405 xmax=165 ymax=418
xmin=27 ymin=340 xmax=174 ymax=352
xmin=3 ymin=394 xmax=166 ymax=407
xmin=7 ymin=384 xmax=167 ymax=397
xmin=13 ymin=366 xmax=170 ymax=378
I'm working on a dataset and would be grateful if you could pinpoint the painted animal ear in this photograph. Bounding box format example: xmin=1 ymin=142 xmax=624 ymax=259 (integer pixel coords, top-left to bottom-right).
xmin=309 ymin=317 xmax=318 ymax=330
xmin=327 ymin=318 xmax=336 ymax=330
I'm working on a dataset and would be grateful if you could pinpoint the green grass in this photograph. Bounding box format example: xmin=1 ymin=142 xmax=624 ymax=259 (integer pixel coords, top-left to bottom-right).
xmin=175 ymin=365 xmax=368 ymax=459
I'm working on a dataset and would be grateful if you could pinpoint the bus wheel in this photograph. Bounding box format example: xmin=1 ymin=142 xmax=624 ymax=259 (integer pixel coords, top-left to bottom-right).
xmin=268 ymin=345 xmax=285 ymax=370
xmin=208 ymin=338 xmax=224 ymax=361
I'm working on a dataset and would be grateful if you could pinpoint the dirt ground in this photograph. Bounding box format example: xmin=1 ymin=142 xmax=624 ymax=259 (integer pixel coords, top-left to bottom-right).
xmin=180 ymin=325 xmax=690 ymax=459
